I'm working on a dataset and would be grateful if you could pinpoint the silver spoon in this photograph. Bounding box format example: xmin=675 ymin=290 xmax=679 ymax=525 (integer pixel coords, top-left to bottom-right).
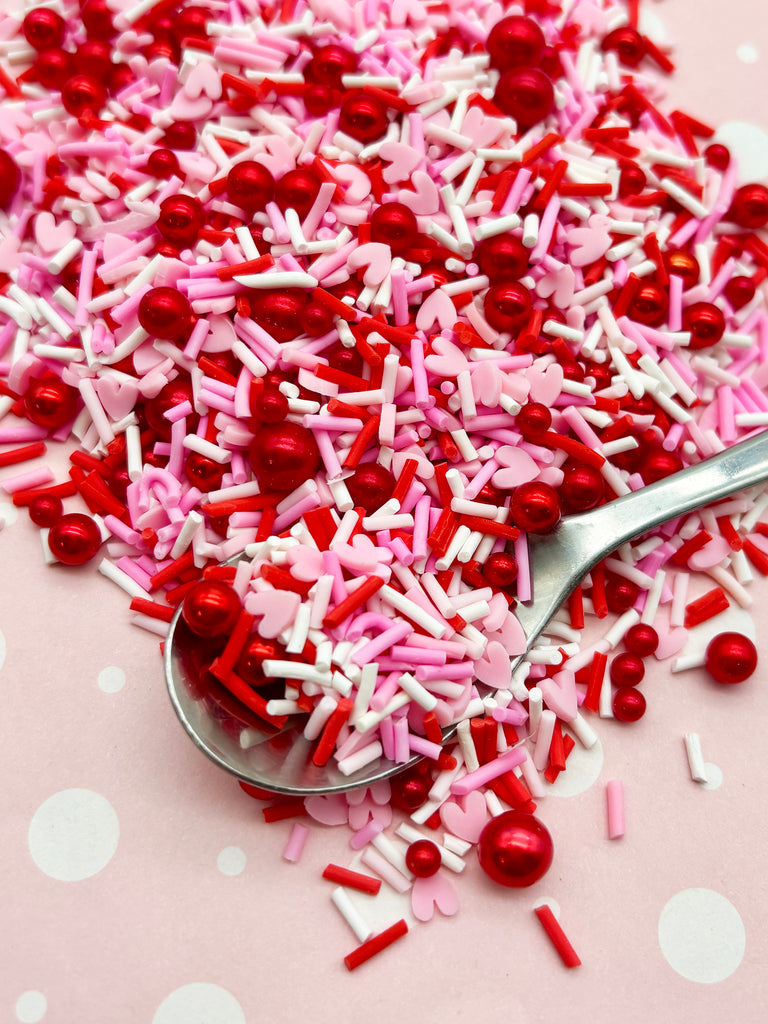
xmin=165 ymin=430 xmax=768 ymax=795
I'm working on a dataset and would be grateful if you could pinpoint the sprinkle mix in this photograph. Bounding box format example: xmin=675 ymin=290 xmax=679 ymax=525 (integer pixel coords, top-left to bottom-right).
xmin=1 ymin=0 xmax=767 ymax=970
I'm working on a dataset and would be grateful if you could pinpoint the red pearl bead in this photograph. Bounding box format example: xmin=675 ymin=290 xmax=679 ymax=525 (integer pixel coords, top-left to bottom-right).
xmin=24 ymin=377 xmax=78 ymax=429
xmin=81 ymin=0 xmax=115 ymax=39
xmin=477 ymin=811 xmax=554 ymax=888
xmin=609 ymin=651 xmax=645 ymax=687
xmin=405 ymin=839 xmax=442 ymax=878
xmin=76 ymin=40 xmax=112 ymax=82
xmin=250 ymin=290 xmax=306 ymax=342
xmin=682 ymin=301 xmax=726 ymax=349
xmin=0 ymin=149 xmax=21 ymax=209
xmin=162 ymin=122 xmax=197 ymax=150
xmin=184 ymin=451 xmax=226 ymax=493
xmin=47 ymin=512 xmax=102 ymax=565
xmin=303 ymin=84 xmax=339 ymax=116
xmin=226 ymin=160 xmax=275 ymax=213
xmin=612 ymin=686 xmax=646 ymax=722
xmin=510 ymin=481 xmax=561 ymax=533
xmin=729 ymin=183 xmax=768 ymax=229
xmin=370 ymin=202 xmax=418 ymax=255
xmin=628 ymin=282 xmax=668 ymax=326
xmin=704 ymin=143 xmax=730 ymax=170
xmin=35 ymin=48 xmax=74 ymax=90
xmin=171 ymin=5 xmax=210 ymax=43
xmin=484 ymin=281 xmax=533 ymax=333
xmin=300 ymin=299 xmax=335 ymax=338
xmin=28 ymin=493 xmax=63 ymax=527
xmin=305 ymin=44 xmax=356 ymax=87
xmin=157 ymin=194 xmax=205 ymax=247
xmin=475 ymin=233 xmax=529 ymax=282
xmin=482 ymin=551 xmax=518 ymax=588
xmin=640 ymin=445 xmax=683 ymax=484
xmin=559 ymin=462 xmax=603 ymax=511
xmin=338 ymin=92 xmax=389 ymax=143
xmin=346 ymin=462 xmax=396 ymax=514
xmin=61 ymin=75 xmax=107 ymax=117
xmin=604 ymin=574 xmax=639 ymax=614
xmin=600 ymin=26 xmax=646 ymax=66
xmin=23 ymin=7 xmax=66 ymax=51
xmin=249 ymin=422 xmax=321 ymax=491
xmin=724 ymin=275 xmax=756 ymax=310
xmin=704 ymin=631 xmax=757 ymax=684
xmin=144 ymin=378 xmax=196 ymax=439
xmin=146 ymin=148 xmax=181 ymax=180
xmin=618 ymin=162 xmax=646 ymax=198
xmin=235 ymin=635 xmax=282 ymax=686
xmin=182 ymin=580 xmax=242 ymax=639
xmin=487 ymin=16 xmax=546 ymax=72
xmin=390 ymin=766 xmax=431 ymax=811
xmin=138 ymin=286 xmax=192 ymax=340
xmin=515 ymin=401 xmax=551 ymax=441
xmin=494 ymin=67 xmax=554 ymax=129
xmin=251 ymin=387 xmax=289 ymax=424
xmin=663 ymin=250 xmax=700 ymax=289
xmin=274 ymin=168 xmax=322 ymax=219
xmin=625 ymin=623 xmax=659 ymax=657
xmin=328 ymin=344 xmax=364 ymax=376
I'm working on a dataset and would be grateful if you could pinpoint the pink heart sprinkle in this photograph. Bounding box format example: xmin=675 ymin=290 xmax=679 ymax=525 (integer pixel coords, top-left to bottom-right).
xmin=440 ymin=790 xmax=489 ymax=843
xmin=34 ymin=212 xmax=76 ymax=254
xmin=460 ymin=106 xmax=506 ymax=148
xmin=184 ymin=59 xmax=222 ymax=101
xmin=423 ymin=335 xmax=468 ymax=377
xmin=687 ymin=535 xmax=732 ymax=571
xmin=417 ymin=292 xmax=459 ymax=336
xmin=411 ymin=873 xmax=459 ymax=922
xmin=654 ymin=626 xmax=689 ymax=660
xmin=539 ymin=669 xmax=578 ymax=722
xmin=332 ymin=164 xmax=372 ymax=204
xmin=397 ymin=169 xmax=439 ymax=216
xmin=473 ymin=639 xmax=512 ymax=689
xmin=470 ymin=361 xmax=503 ymax=407
xmin=305 ymin=793 xmax=349 ymax=826
xmin=491 ymin=445 xmax=539 ymax=490
xmin=94 ymin=376 xmax=139 ymax=421
xmin=526 ymin=360 xmax=564 ymax=406
xmin=245 ymin=589 xmax=301 ymax=639
xmin=488 ymin=612 xmax=528 ymax=657
xmin=167 ymin=93 xmax=213 ymax=122
xmin=334 ymin=534 xmax=392 ymax=574
xmin=286 ymin=545 xmax=325 ymax=581
xmin=0 ymin=235 xmax=20 ymax=273
xmin=346 ymin=242 xmax=392 ymax=287
xmin=379 ymin=141 xmax=421 ymax=184
xmin=566 ymin=213 xmax=612 ymax=267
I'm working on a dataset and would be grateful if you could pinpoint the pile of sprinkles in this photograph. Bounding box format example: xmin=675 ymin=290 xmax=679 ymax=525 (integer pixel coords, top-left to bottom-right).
xmin=1 ymin=0 xmax=767 ymax=969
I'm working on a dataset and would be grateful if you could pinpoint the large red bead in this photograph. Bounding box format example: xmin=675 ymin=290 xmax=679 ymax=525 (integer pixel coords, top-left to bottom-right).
xmin=682 ymin=301 xmax=726 ymax=349
xmin=493 ymin=67 xmax=554 ymax=129
xmin=559 ymin=462 xmax=603 ymax=511
xmin=628 ymin=282 xmax=668 ymax=326
xmin=618 ymin=163 xmax=646 ymax=198
xmin=250 ymin=290 xmax=306 ymax=342
xmin=144 ymin=377 xmax=196 ymax=439
xmin=76 ymin=40 xmax=113 ymax=81
xmin=23 ymin=7 xmax=66 ymax=50
xmin=600 ymin=26 xmax=646 ymax=66
xmin=515 ymin=401 xmax=551 ymax=441
xmin=162 ymin=122 xmax=197 ymax=150
xmin=339 ymin=93 xmax=388 ymax=143
xmin=604 ymin=574 xmax=639 ymax=614
xmin=138 ymin=286 xmax=192 ymax=340
xmin=612 ymin=686 xmax=646 ymax=722
xmin=487 ymin=16 xmax=546 ymax=72
xmin=24 ymin=377 xmax=79 ymax=429
xmin=235 ymin=635 xmax=282 ymax=686
xmin=34 ymin=48 xmax=74 ymax=90
xmin=370 ymin=202 xmax=418 ymax=254
xmin=61 ymin=74 xmax=107 ymax=117
xmin=624 ymin=623 xmax=659 ymax=657
xmin=390 ymin=766 xmax=431 ymax=811
xmin=482 ymin=551 xmax=518 ymax=588
xmin=704 ymin=143 xmax=730 ymax=170
xmin=704 ymin=631 xmax=757 ymax=684
xmin=157 ymin=194 xmax=205 ymax=247
xmin=226 ymin=160 xmax=275 ymax=213
xmin=184 ymin=451 xmax=225 ymax=493
xmin=275 ymin=168 xmax=322 ymax=219
xmin=724 ymin=275 xmax=756 ymax=311
xmin=346 ymin=462 xmax=396 ymax=514
xmin=171 ymin=4 xmax=210 ymax=43
xmin=146 ymin=148 xmax=181 ymax=180
xmin=47 ymin=512 xmax=102 ymax=565
xmin=510 ymin=481 xmax=561 ymax=533
xmin=639 ymin=445 xmax=683 ymax=485
xmin=729 ymin=183 xmax=768 ymax=229
xmin=28 ymin=493 xmax=63 ymax=527
xmin=182 ymin=580 xmax=242 ymax=638
xmin=405 ymin=840 xmax=442 ymax=878
xmin=305 ymin=44 xmax=356 ymax=87
xmin=663 ymin=250 xmax=700 ymax=289
xmin=249 ymin=422 xmax=320 ymax=491
xmin=610 ymin=651 xmax=645 ymax=687
xmin=0 ymin=149 xmax=20 ymax=209
xmin=81 ymin=0 xmax=115 ymax=39
xmin=300 ymin=299 xmax=335 ymax=337
xmin=251 ymin=387 xmax=289 ymax=424
xmin=484 ymin=281 xmax=533 ymax=333
xmin=477 ymin=811 xmax=554 ymax=888
xmin=475 ymin=233 xmax=529 ymax=282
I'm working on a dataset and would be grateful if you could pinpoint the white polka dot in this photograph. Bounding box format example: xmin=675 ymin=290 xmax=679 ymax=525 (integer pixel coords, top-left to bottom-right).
xmin=98 ymin=666 xmax=125 ymax=693
xmin=28 ymin=789 xmax=119 ymax=881
xmin=701 ymin=763 xmax=723 ymax=790
xmin=217 ymin=846 xmax=246 ymax=876
xmin=736 ymin=43 xmax=759 ymax=64
xmin=547 ymin=736 xmax=604 ymax=797
xmin=15 ymin=991 xmax=47 ymax=1023
xmin=658 ymin=889 xmax=745 ymax=983
xmin=153 ymin=983 xmax=246 ymax=1024
xmin=714 ymin=122 xmax=768 ymax=182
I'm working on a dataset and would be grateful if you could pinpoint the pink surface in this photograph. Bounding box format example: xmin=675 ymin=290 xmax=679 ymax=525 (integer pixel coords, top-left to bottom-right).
xmin=2 ymin=2 xmax=768 ymax=1022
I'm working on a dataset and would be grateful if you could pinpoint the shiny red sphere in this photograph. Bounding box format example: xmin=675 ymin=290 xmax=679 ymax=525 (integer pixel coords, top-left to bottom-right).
xmin=23 ymin=7 xmax=66 ymax=50
xmin=251 ymin=289 xmax=306 ymax=342
xmin=303 ymin=84 xmax=338 ymax=116
xmin=24 ymin=377 xmax=78 ymax=428
xmin=0 ymin=149 xmax=21 ymax=209
xmin=405 ymin=839 xmax=442 ymax=878
xmin=610 ymin=651 xmax=645 ymax=687
xmin=300 ymin=299 xmax=335 ymax=337
xmin=484 ymin=281 xmax=533 ymax=333
xmin=560 ymin=462 xmax=603 ymax=511
xmin=477 ymin=811 xmax=554 ymax=888
xmin=275 ymin=168 xmax=322 ymax=219
xmin=704 ymin=631 xmax=757 ymax=684
xmin=81 ymin=0 xmax=115 ymax=39
xmin=704 ymin=143 xmax=730 ymax=170
xmin=249 ymin=422 xmax=321 ymax=491
xmin=61 ymin=75 xmax=106 ymax=117
xmin=35 ymin=48 xmax=74 ymax=89
xmin=494 ymin=67 xmax=554 ymax=129
xmin=390 ymin=767 xmax=431 ymax=811
xmin=76 ymin=40 xmax=112 ymax=81
xmin=628 ymin=282 xmax=668 ymax=326
xmin=47 ymin=512 xmax=102 ymax=565
xmin=251 ymin=388 xmax=289 ymax=424
xmin=482 ymin=551 xmax=519 ymax=588
xmin=618 ymin=163 xmax=646 ymax=198
xmin=328 ymin=344 xmax=363 ymax=376
xmin=146 ymin=148 xmax=181 ymax=180
xmin=625 ymin=623 xmax=659 ymax=657
xmin=612 ymin=686 xmax=646 ymax=722
xmin=157 ymin=194 xmax=205 ymax=247
xmin=162 ymin=122 xmax=197 ymax=150
xmin=370 ymin=202 xmax=418 ymax=254
xmin=185 ymin=451 xmax=226 ymax=493
xmin=682 ymin=301 xmax=726 ymax=349
xmin=305 ymin=44 xmax=356 ymax=87
xmin=171 ymin=5 xmax=210 ymax=43
xmin=28 ymin=494 xmax=63 ymax=527
xmin=487 ymin=16 xmax=546 ymax=72
xmin=664 ymin=250 xmax=700 ymax=289
xmin=339 ymin=93 xmax=389 ymax=143
xmin=182 ymin=580 xmax=242 ymax=638
xmin=724 ymin=275 xmax=756 ymax=310
xmin=601 ymin=26 xmax=646 ymax=66
xmin=144 ymin=377 xmax=196 ymax=439
xmin=640 ymin=445 xmax=684 ymax=484
xmin=515 ymin=401 xmax=552 ymax=441
xmin=729 ymin=183 xmax=768 ymax=229
xmin=475 ymin=233 xmax=529 ymax=282
xmin=346 ymin=462 xmax=397 ymax=514
xmin=235 ymin=635 xmax=281 ymax=686
xmin=138 ymin=286 xmax=192 ymax=340
xmin=510 ymin=481 xmax=561 ymax=533
xmin=226 ymin=160 xmax=275 ymax=213
xmin=604 ymin=575 xmax=639 ymax=614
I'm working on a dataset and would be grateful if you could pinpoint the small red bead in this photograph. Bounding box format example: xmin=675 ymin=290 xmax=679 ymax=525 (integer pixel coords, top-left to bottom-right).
xmin=182 ymin=580 xmax=242 ymax=639
xmin=327 ymin=344 xmax=364 ymax=376
xmin=704 ymin=631 xmax=758 ymax=684
xmin=184 ymin=451 xmax=226 ymax=493
xmin=625 ymin=623 xmax=659 ymax=657
xmin=559 ymin=462 xmax=603 ymax=511
xmin=628 ymin=282 xmax=668 ymax=326
xmin=28 ymin=494 xmax=63 ymax=527
xmin=474 ymin=233 xmax=529 ymax=282
xmin=510 ymin=481 xmax=561 ymax=533
xmin=338 ymin=92 xmax=389 ymax=143
xmin=157 ymin=194 xmax=205 ymax=247
xmin=482 ymin=551 xmax=519 ymax=588
xmin=663 ymin=250 xmax=700 ymax=289
xmin=274 ymin=168 xmax=322 ymax=219
xmin=0 ymin=149 xmax=21 ymax=209
xmin=23 ymin=7 xmax=66 ymax=51
xmin=226 ymin=160 xmax=275 ymax=213
xmin=370 ymin=202 xmax=418 ymax=254
xmin=249 ymin=422 xmax=321 ymax=491
xmin=250 ymin=290 xmax=306 ymax=342
xmin=515 ymin=401 xmax=552 ymax=441
xmin=305 ymin=44 xmax=356 ymax=87
xmin=138 ymin=286 xmax=192 ymax=340
xmin=146 ymin=148 xmax=181 ymax=179
xmin=300 ymin=299 xmax=335 ymax=337
xmin=682 ymin=301 xmax=726 ymax=349
xmin=484 ymin=281 xmax=533 ymax=333
xmin=171 ymin=5 xmax=210 ymax=43
xmin=251 ymin=388 xmax=289 ymax=424
xmin=609 ymin=651 xmax=645 ymax=687
xmin=24 ymin=377 xmax=78 ymax=429
xmin=639 ymin=445 xmax=683 ymax=485
xmin=477 ymin=811 xmax=554 ymax=888
xmin=235 ymin=635 xmax=282 ymax=686
xmin=493 ymin=67 xmax=554 ymax=129
xmin=81 ymin=0 xmax=115 ymax=39
xmin=601 ymin=26 xmax=646 ymax=66
xmin=390 ymin=766 xmax=431 ymax=811
xmin=346 ymin=462 xmax=396 ymax=514
xmin=724 ymin=275 xmax=756 ymax=310
xmin=604 ymin=574 xmax=639 ymax=614
xmin=729 ymin=183 xmax=768 ymax=229
xmin=618 ymin=163 xmax=646 ymax=198
xmin=144 ymin=378 xmax=196 ymax=439
xmin=61 ymin=74 xmax=107 ymax=117
xmin=487 ymin=15 xmax=546 ymax=72
xmin=35 ymin=48 xmax=74 ymax=89
xmin=704 ymin=143 xmax=730 ymax=170
xmin=76 ymin=40 xmax=112 ymax=81
xmin=612 ymin=686 xmax=646 ymax=722
xmin=303 ymin=84 xmax=339 ymax=116
xmin=47 ymin=512 xmax=102 ymax=565
xmin=162 ymin=121 xmax=197 ymax=150
xmin=405 ymin=839 xmax=442 ymax=878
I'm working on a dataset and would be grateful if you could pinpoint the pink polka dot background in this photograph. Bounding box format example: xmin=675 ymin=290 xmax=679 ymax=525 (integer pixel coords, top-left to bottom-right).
xmin=1 ymin=1 xmax=768 ymax=1022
